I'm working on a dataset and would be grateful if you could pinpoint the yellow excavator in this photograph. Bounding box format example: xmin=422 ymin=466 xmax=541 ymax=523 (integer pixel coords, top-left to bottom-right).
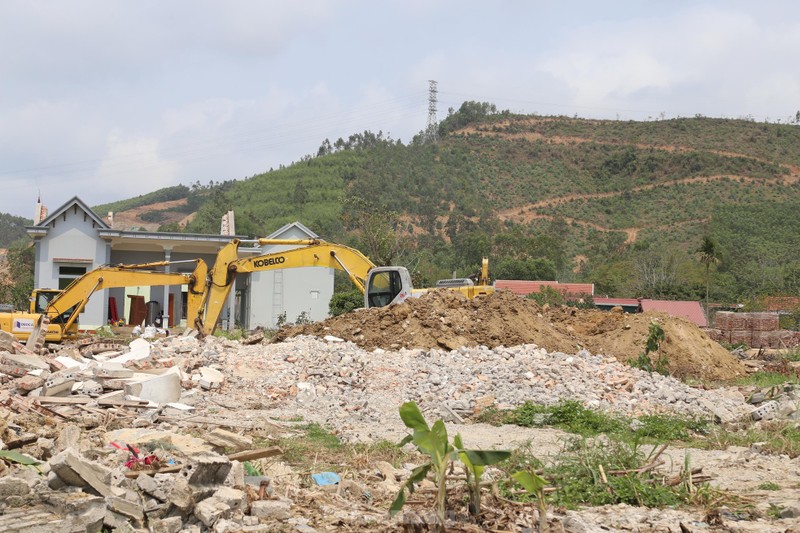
xmin=194 ymin=238 xmax=494 ymax=336
xmin=1 ymin=259 xmax=208 ymax=343
xmin=3 ymin=237 xmax=492 ymax=341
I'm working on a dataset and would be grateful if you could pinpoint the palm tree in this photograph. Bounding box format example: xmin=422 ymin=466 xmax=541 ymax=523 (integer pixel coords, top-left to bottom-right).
xmin=696 ymin=236 xmax=720 ymax=324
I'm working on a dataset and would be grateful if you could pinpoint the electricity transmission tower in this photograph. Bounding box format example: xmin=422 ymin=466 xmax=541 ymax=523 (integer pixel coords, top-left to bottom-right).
xmin=425 ymin=80 xmax=438 ymax=143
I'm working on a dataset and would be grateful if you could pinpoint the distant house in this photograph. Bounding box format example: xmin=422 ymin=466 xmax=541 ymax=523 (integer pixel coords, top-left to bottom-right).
xmin=593 ymin=297 xmax=640 ymax=313
xmin=25 ymin=196 xmax=333 ymax=331
xmin=494 ymin=280 xmax=594 ymax=299
xmin=638 ymin=299 xmax=707 ymax=328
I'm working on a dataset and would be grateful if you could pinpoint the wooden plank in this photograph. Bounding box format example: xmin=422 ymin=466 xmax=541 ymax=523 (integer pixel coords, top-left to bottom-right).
xmin=34 ymin=397 xmax=151 ymax=408
xmin=227 ymin=447 xmax=284 ymax=462
xmin=156 ymin=415 xmax=255 ymax=429
xmin=34 ymin=396 xmax=90 ymax=405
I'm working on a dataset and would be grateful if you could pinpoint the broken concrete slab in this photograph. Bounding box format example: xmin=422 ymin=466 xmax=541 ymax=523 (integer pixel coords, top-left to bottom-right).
xmin=204 ymin=428 xmax=254 ymax=451
xmin=108 ymin=337 xmax=152 ymax=365
xmin=170 ymin=335 xmax=200 ymax=354
xmin=105 ymin=492 xmax=145 ymax=522
xmin=0 ymin=330 xmax=17 ymax=352
xmin=154 ymin=473 xmax=194 ymax=512
xmin=41 ymin=372 xmax=77 ymax=397
xmin=224 ymin=461 xmax=245 ymax=488
xmin=250 ymin=499 xmax=291 ymax=520
xmin=194 ymin=496 xmax=233 ymax=527
xmin=212 ymin=486 xmax=246 ymax=511
xmin=49 ymin=448 xmax=114 ymax=496
xmin=0 ymin=350 xmax=50 ymax=373
xmin=136 ymin=472 xmax=168 ymax=501
xmin=180 ymin=451 xmax=232 ymax=487
xmin=0 ymin=477 xmax=31 ymax=499
xmin=52 ymin=355 xmax=87 ymax=371
xmin=198 ymin=366 xmax=225 ymax=390
xmin=150 ymin=516 xmax=183 ymax=533
xmin=93 ymin=362 xmax=134 ymax=379
xmin=123 ymin=366 xmax=182 ymax=404
xmin=15 ymin=374 xmax=45 ymax=392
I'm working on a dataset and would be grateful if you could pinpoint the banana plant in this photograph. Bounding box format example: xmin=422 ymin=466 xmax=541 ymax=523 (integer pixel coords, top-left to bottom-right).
xmin=512 ymin=469 xmax=549 ymax=533
xmin=390 ymin=401 xmax=510 ymax=529
xmin=454 ymin=433 xmax=511 ymax=517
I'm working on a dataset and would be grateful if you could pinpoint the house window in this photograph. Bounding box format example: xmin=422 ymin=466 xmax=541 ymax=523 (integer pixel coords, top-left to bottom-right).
xmin=310 ymin=290 xmax=319 ymax=300
xmin=58 ymin=266 xmax=87 ymax=290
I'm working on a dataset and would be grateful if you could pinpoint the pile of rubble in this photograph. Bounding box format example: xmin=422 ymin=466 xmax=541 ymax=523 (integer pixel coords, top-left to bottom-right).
xmin=0 ymin=321 xmax=798 ymax=531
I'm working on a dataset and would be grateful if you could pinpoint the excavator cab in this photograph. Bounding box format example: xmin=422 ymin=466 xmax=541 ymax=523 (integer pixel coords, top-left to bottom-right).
xmin=31 ymin=289 xmax=76 ymax=325
xmin=365 ymin=267 xmax=414 ymax=308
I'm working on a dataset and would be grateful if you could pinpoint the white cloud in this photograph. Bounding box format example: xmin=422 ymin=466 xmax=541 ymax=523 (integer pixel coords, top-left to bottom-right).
xmin=538 ymin=5 xmax=800 ymax=117
xmin=91 ymin=133 xmax=179 ymax=200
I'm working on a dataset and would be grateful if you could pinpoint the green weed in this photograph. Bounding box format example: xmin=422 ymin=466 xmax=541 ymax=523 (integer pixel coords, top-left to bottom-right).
xmin=734 ymin=372 xmax=800 ymax=387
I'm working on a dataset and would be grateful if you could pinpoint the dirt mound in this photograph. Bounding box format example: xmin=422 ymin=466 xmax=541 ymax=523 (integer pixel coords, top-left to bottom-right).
xmin=272 ymin=290 xmax=746 ymax=381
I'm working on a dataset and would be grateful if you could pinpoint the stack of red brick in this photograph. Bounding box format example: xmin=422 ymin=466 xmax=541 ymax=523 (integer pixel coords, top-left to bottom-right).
xmin=708 ymin=311 xmax=800 ymax=348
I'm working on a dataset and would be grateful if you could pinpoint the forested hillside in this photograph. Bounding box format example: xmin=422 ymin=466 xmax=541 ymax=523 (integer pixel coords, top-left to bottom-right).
xmin=9 ymin=102 xmax=794 ymax=307
xmin=0 ymin=213 xmax=32 ymax=247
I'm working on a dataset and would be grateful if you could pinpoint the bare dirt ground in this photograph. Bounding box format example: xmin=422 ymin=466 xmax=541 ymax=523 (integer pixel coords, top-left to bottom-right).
xmin=274 ymin=290 xmax=745 ymax=382
xmin=111 ymin=198 xmax=194 ymax=231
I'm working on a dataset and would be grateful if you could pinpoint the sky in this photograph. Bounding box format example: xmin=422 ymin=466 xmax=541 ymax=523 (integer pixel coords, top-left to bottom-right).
xmin=2 ymin=1 xmax=799 ymax=220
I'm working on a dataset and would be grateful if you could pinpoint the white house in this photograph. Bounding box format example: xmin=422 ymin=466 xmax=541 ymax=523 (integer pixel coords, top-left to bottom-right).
xmin=247 ymin=221 xmax=335 ymax=329
xmin=25 ymin=196 xmax=333 ymax=331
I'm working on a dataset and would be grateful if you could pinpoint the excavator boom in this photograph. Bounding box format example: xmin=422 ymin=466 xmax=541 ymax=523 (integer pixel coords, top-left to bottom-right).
xmin=42 ymin=259 xmax=208 ymax=338
xmin=198 ymin=239 xmax=377 ymax=335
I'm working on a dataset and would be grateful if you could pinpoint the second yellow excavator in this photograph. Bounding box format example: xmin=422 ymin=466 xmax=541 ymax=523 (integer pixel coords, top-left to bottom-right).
xmin=7 ymin=259 xmax=209 ymax=343
xmin=195 ymin=238 xmax=494 ymax=336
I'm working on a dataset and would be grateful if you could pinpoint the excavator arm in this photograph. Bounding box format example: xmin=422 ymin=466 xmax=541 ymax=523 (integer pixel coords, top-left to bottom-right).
xmin=198 ymin=239 xmax=378 ymax=336
xmin=45 ymin=259 xmax=208 ymax=335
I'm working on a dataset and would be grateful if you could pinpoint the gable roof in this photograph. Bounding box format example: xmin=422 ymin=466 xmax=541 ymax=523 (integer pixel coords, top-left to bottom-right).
xmin=31 ymin=196 xmax=109 ymax=230
xmin=265 ymin=221 xmax=319 ymax=240
xmin=640 ymin=299 xmax=707 ymax=327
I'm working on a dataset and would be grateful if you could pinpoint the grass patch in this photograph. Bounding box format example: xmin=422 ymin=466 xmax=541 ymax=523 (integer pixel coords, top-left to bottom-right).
xmin=480 ymin=400 xmax=711 ymax=444
xmin=689 ymin=420 xmax=800 ymax=458
xmin=758 ymin=481 xmax=781 ymax=491
xmin=495 ymin=437 xmax=723 ymax=510
xmin=734 ymin=371 xmax=800 ymax=387
xmin=276 ymin=424 xmax=414 ymax=472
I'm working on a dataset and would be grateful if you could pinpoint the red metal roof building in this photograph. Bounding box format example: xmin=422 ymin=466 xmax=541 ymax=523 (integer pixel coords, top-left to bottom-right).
xmin=494 ymin=280 xmax=594 ymax=298
xmin=639 ymin=299 xmax=707 ymax=328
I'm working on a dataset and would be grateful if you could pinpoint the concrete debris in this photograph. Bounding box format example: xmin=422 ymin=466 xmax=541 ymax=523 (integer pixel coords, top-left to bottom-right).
xmin=0 ymin=321 xmax=798 ymax=532
xmin=198 ymin=366 xmax=225 ymax=390
xmin=123 ymin=367 xmax=182 ymax=404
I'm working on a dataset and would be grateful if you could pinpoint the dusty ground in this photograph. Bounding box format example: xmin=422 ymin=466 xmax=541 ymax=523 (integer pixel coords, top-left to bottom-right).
xmin=274 ymin=290 xmax=746 ymax=382
xmin=111 ymin=198 xmax=195 ymax=231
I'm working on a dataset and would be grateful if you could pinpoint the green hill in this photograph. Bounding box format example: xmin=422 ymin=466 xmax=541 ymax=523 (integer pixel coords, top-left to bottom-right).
xmin=0 ymin=213 xmax=33 ymax=248
xmin=88 ymin=105 xmax=800 ymax=305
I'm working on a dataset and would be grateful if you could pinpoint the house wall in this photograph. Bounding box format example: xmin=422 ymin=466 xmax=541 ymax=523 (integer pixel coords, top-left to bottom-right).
xmin=247 ymin=226 xmax=334 ymax=329
xmin=34 ymin=209 xmax=109 ymax=329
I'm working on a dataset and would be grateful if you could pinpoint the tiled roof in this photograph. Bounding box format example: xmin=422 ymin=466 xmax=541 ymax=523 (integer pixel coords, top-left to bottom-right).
xmin=495 ymin=280 xmax=594 ymax=297
xmin=640 ymin=299 xmax=707 ymax=327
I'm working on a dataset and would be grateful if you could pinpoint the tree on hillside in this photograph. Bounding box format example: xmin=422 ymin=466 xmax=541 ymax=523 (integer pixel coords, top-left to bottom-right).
xmin=695 ymin=236 xmax=720 ymax=323
xmin=436 ymin=101 xmax=504 ymax=137
xmin=0 ymin=241 xmax=34 ymax=309
xmin=494 ymin=257 xmax=556 ymax=281
xmin=342 ymin=196 xmax=410 ymax=267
